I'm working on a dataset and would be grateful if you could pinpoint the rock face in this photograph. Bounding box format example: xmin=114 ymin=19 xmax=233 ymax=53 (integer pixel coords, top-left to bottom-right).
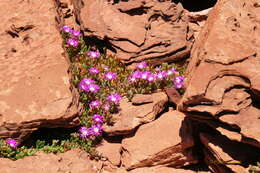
xmin=121 ymin=110 xmax=197 ymax=170
xmin=0 ymin=0 xmax=80 ymax=141
xmin=96 ymin=139 xmax=122 ymax=166
xmin=73 ymin=0 xmax=193 ymax=66
xmin=0 ymin=149 xmax=97 ymax=173
xmin=187 ymin=8 xmax=212 ymax=39
xmin=178 ymin=0 xmax=260 ymax=171
xmin=200 ymin=132 xmax=260 ymax=173
xmin=104 ymin=92 xmax=168 ymax=136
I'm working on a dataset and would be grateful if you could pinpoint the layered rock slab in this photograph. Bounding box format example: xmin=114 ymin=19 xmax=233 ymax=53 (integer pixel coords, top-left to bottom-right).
xmin=0 ymin=0 xmax=79 ymax=141
xmin=104 ymin=92 xmax=168 ymax=136
xmin=179 ymin=0 xmax=260 ymax=147
xmin=121 ymin=110 xmax=197 ymax=170
xmin=178 ymin=0 xmax=260 ymax=171
xmin=73 ymin=0 xmax=193 ymax=66
xmin=96 ymin=139 xmax=122 ymax=166
xmin=0 ymin=149 xmax=97 ymax=173
xmin=102 ymin=166 xmax=210 ymax=173
xmin=200 ymin=132 xmax=260 ymax=173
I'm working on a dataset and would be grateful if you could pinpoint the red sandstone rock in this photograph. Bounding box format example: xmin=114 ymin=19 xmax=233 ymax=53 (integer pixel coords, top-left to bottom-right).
xmin=178 ymin=0 xmax=260 ymax=148
xmin=101 ymin=166 xmax=211 ymax=173
xmin=103 ymin=92 xmax=168 ymax=136
xmin=0 ymin=0 xmax=80 ymax=142
xmin=129 ymin=166 xmax=204 ymax=173
xmin=187 ymin=8 xmax=212 ymax=39
xmin=177 ymin=0 xmax=260 ymax=171
xmin=121 ymin=110 xmax=197 ymax=170
xmin=164 ymin=87 xmax=182 ymax=106
xmin=0 ymin=149 xmax=97 ymax=173
xmin=73 ymin=0 xmax=193 ymax=66
xmin=96 ymin=139 xmax=122 ymax=166
xmin=200 ymin=132 xmax=260 ymax=173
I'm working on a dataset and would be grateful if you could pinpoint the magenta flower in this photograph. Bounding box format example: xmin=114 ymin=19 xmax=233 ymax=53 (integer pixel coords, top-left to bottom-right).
xmin=132 ymin=71 xmax=142 ymax=79
xmin=128 ymin=76 xmax=137 ymax=83
xmin=104 ymin=72 xmax=117 ymax=80
xmin=89 ymin=67 xmax=100 ymax=74
xmin=78 ymin=78 xmax=95 ymax=92
xmin=166 ymin=68 xmax=176 ymax=76
xmin=137 ymin=61 xmax=148 ymax=69
xmin=102 ymin=104 xmax=110 ymax=111
xmin=72 ymin=29 xmax=81 ymax=37
xmin=107 ymin=93 xmax=122 ymax=104
xmin=87 ymin=51 xmax=101 ymax=59
xmin=5 ymin=139 xmax=18 ymax=148
xmin=147 ymin=74 xmax=156 ymax=82
xmin=93 ymin=114 xmax=103 ymax=124
xmin=173 ymin=76 xmax=185 ymax=88
xmin=67 ymin=38 xmax=79 ymax=47
xmin=79 ymin=126 xmax=92 ymax=139
xmin=81 ymin=78 xmax=95 ymax=85
xmin=62 ymin=25 xmax=73 ymax=33
xmin=87 ymin=83 xmax=100 ymax=93
xmin=141 ymin=71 xmax=151 ymax=80
xmin=78 ymin=82 xmax=88 ymax=92
xmin=91 ymin=124 xmax=103 ymax=136
xmin=89 ymin=100 xmax=101 ymax=108
xmin=156 ymin=71 xmax=167 ymax=80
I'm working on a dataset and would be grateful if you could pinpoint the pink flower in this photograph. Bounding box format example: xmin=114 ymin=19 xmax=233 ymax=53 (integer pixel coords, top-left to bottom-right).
xmin=87 ymin=51 xmax=101 ymax=59
xmin=166 ymin=68 xmax=176 ymax=76
xmin=79 ymin=126 xmax=92 ymax=139
xmin=78 ymin=82 xmax=88 ymax=92
xmin=141 ymin=71 xmax=151 ymax=80
xmin=102 ymin=104 xmax=110 ymax=111
xmin=147 ymin=74 xmax=156 ymax=82
xmin=137 ymin=61 xmax=148 ymax=69
xmin=67 ymin=38 xmax=79 ymax=47
xmin=72 ymin=29 xmax=81 ymax=37
xmin=91 ymin=124 xmax=103 ymax=136
xmin=89 ymin=67 xmax=100 ymax=74
xmin=87 ymin=83 xmax=100 ymax=93
xmin=81 ymin=78 xmax=95 ymax=85
xmin=104 ymin=72 xmax=117 ymax=80
xmin=107 ymin=93 xmax=122 ymax=104
xmin=89 ymin=100 xmax=101 ymax=108
xmin=5 ymin=139 xmax=18 ymax=148
xmin=62 ymin=25 xmax=73 ymax=33
xmin=128 ymin=76 xmax=137 ymax=83
xmin=156 ymin=71 xmax=167 ymax=80
xmin=93 ymin=114 xmax=103 ymax=124
xmin=173 ymin=76 xmax=185 ymax=88
xmin=132 ymin=71 xmax=142 ymax=79
xmin=78 ymin=78 xmax=95 ymax=92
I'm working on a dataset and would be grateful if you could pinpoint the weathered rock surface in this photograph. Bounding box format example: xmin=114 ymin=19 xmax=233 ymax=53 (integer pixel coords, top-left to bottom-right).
xmin=56 ymin=0 xmax=79 ymax=29
xmin=73 ymin=0 xmax=193 ymax=66
xmin=121 ymin=110 xmax=197 ymax=170
xmin=179 ymin=0 xmax=260 ymax=147
xmin=96 ymin=139 xmax=122 ymax=166
xmin=0 ymin=149 xmax=97 ymax=173
xmin=103 ymin=166 xmax=208 ymax=173
xmin=200 ymin=132 xmax=260 ymax=173
xmin=178 ymin=0 xmax=260 ymax=171
xmin=187 ymin=8 xmax=212 ymax=39
xmin=164 ymin=87 xmax=182 ymax=106
xmin=104 ymin=92 xmax=168 ymax=136
xmin=0 ymin=0 xmax=80 ymax=141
